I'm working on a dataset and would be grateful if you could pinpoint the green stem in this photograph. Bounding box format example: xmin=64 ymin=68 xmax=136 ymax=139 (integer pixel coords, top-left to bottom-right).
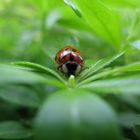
xmin=68 ymin=75 xmax=75 ymax=88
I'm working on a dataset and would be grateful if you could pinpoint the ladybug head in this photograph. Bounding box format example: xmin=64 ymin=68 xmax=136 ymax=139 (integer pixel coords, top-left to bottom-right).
xmin=60 ymin=61 xmax=81 ymax=76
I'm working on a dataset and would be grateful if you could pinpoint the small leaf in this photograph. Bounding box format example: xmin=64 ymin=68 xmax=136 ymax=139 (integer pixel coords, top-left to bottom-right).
xmin=81 ymin=74 xmax=140 ymax=95
xmin=34 ymin=89 xmax=122 ymax=140
xmin=0 ymin=64 xmax=45 ymax=84
xmin=64 ymin=0 xmax=82 ymax=17
xmin=0 ymin=121 xmax=32 ymax=139
xmin=0 ymin=64 xmax=65 ymax=88
xmin=13 ymin=61 xmax=66 ymax=84
xmin=78 ymin=61 xmax=140 ymax=86
xmin=77 ymin=52 xmax=124 ymax=82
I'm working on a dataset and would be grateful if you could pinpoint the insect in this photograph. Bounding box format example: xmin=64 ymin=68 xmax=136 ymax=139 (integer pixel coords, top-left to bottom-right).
xmin=55 ymin=45 xmax=84 ymax=76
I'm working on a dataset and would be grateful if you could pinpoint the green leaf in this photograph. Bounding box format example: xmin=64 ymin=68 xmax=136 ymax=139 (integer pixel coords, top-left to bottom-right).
xmin=134 ymin=124 xmax=140 ymax=139
xmin=123 ymin=9 xmax=140 ymax=49
xmin=119 ymin=112 xmax=140 ymax=128
xmin=0 ymin=121 xmax=32 ymax=139
xmin=34 ymin=89 xmax=122 ymax=140
xmin=0 ymin=64 xmax=45 ymax=84
xmin=0 ymin=86 xmax=41 ymax=108
xmin=0 ymin=64 xmax=65 ymax=88
xmin=119 ymin=94 xmax=140 ymax=111
xmin=64 ymin=0 xmax=82 ymax=17
xmin=77 ymin=52 xmax=124 ymax=82
xmin=12 ymin=61 xmax=66 ymax=84
xmin=81 ymin=74 xmax=140 ymax=95
xmin=65 ymin=0 xmax=121 ymax=47
xmin=78 ymin=61 xmax=140 ymax=86
xmin=101 ymin=0 xmax=140 ymax=8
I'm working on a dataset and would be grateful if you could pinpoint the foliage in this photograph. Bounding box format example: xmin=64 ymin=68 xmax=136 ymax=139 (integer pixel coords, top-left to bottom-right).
xmin=0 ymin=0 xmax=140 ymax=140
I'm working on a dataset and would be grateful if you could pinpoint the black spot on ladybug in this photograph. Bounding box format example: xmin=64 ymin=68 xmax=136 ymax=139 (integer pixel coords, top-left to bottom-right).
xmin=58 ymin=57 xmax=61 ymax=62
xmin=70 ymin=54 xmax=74 ymax=61
xmin=62 ymin=55 xmax=66 ymax=60
xmin=72 ymin=49 xmax=76 ymax=52
xmin=65 ymin=48 xmax=69 ymax=51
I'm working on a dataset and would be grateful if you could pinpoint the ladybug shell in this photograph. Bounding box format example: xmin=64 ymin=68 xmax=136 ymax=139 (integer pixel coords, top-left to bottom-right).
xmin=55 ymin=45 xmax=83 ymax=66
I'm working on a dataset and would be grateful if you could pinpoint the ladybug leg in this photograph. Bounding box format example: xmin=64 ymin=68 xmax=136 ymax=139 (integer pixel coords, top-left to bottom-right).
xmin=58 ymin=65 xmax=65 ymax=74
xmin=58 ymin=65 xmax=68 ymax=77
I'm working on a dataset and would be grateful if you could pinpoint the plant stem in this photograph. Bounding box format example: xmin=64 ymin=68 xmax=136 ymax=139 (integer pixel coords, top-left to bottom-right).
xmin=68 ymin=75 xmax=75 ymax=88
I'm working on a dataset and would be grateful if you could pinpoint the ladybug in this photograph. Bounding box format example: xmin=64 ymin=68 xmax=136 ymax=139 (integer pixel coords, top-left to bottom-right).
xmin=55 ymin=45 xmax=84 ymax=76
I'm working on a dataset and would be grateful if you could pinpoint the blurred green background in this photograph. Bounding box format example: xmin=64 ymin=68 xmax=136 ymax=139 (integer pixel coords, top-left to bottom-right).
xmin=1 ymin=0 xmax=139 ymax=68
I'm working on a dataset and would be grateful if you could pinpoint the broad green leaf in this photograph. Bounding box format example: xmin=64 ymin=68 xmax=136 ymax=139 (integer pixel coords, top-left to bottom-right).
xmin=34 ymin=89 xmax=122 ymax=140
xmin=57 ymin=16 xmax=93 ymax=32
xmin=12 ymin=61 xmax=66 ymax=84
xmin=78 ymin=61 xmax=140 ymax=86
xmin=77 ymin=52 xmax=124 ymax=82
xmin=0 ymin=121 xmax=32 ymax=139
xmin=65 ymin=0 xmax=121 ymax=47
xmin=81 ymin=75 xmax=140 ymax=95
xmin=0 ymin=64 xmax=65 ymax=88
xmin=0 ymin=86 xmax=41 ymax=108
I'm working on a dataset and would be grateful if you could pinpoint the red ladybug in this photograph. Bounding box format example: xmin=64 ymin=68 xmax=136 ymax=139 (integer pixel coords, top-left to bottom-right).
xmin=55 ymin=45 xmax=84 ymax=76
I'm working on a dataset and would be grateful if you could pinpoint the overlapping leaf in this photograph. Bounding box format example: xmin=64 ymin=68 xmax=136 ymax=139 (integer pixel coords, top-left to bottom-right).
xmin=13 ymin=61 xmax=66 ymax=84
xmin=0 ymin=121 xmax=32 ymax=139
xmin=81 ymin=74 xmax=140 ymax=95
xmin=0 ymin=64 xmax=66 ymax=88
xmin=78 ymin=61 xmax=140 ymax=86
xmin=77 ymin=52 xmax=124 ymax=82
xmin=65 ymin=0 xmax=121 ymax=47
